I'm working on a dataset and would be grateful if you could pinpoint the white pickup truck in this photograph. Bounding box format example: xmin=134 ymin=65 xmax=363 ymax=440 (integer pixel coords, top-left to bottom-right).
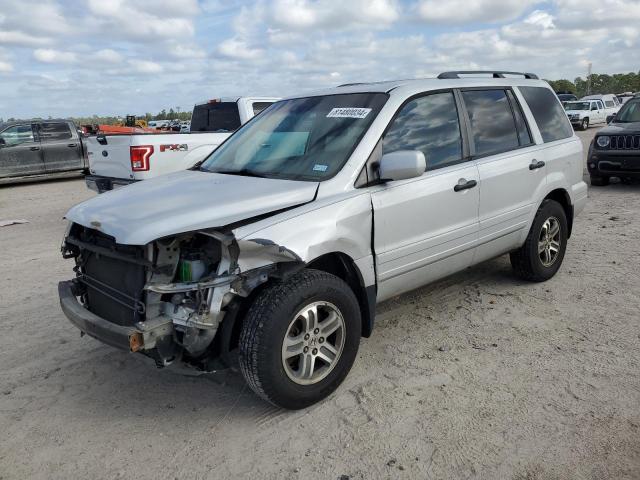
xmin=85 ymin=96 xmax=279 ymax=192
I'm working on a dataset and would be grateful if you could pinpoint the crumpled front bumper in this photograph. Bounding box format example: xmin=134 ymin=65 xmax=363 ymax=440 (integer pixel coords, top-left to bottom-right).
xmin=58 ymin=280 xmax=140 ymax=351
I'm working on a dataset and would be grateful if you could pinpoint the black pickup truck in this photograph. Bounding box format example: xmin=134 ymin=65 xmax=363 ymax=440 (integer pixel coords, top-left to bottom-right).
xmin=0 ymin=119 xmax=87 ymax=184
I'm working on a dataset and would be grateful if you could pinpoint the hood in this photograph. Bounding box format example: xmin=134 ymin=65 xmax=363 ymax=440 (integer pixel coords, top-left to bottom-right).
xmin=597 ymin=121 xmax=640 ymax=135
xmin=66 ymin=170 xmax=319 ymax=245
xmin=565 ymin=110 xmax=586 ymax=116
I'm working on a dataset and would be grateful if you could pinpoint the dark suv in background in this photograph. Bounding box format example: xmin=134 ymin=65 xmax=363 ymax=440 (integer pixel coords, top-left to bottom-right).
xmin=588 ymin=98 xmax=640 ymax=186
xmin=0 ymin=119 xmax=86 ymax=184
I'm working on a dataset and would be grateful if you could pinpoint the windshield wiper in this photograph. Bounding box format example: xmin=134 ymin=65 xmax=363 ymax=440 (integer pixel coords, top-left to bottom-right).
xmin=212 ymin=168 xmax=267 ymax=178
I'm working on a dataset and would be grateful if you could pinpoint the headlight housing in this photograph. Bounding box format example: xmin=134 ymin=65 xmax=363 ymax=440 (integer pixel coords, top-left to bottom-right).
xmin=596 ymin=136 xmax=610 ymax=148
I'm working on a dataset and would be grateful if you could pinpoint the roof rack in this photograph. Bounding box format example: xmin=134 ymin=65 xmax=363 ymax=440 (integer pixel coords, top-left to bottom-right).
xmin=437 ymin=71 xmax=539 ymax=80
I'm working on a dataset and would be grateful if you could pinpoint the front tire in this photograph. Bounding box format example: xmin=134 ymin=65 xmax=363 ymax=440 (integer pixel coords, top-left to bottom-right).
xmin=580 ymin=118 xmax=589 ymax=130
xmin=510 ymin=199 xmax=568 ymax=282
xmin=239 ymin=269 xmax=361 ymax=409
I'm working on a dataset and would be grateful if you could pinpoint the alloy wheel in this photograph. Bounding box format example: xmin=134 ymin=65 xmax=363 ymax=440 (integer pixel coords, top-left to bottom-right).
xmin=538 ymin=216 xmax=561 ymax=267
xmin=281 ymin=301 xmax=346 ymax=385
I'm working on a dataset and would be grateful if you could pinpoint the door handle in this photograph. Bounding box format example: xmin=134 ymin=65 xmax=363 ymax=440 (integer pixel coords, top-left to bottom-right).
xmin=30 ymin=146 xmax=40 ymax=151
xmin=67 ymin=143 xmax=77 ymax=147
xmin=454 ymin=178 xmax=477 ymax=192
xmin=529 ymin=159 xmax=545 ymax=170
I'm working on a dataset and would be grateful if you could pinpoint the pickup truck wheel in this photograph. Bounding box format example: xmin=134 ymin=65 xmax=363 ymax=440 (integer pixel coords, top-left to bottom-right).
xmin=580 ymin=118 xmax=589 ymax=130
xmin=590 ymin=175 xmax=609 ymax=186
xmin=239 ymin=269 xmax=361 ymax=409
xmin=510 ymin=199 xmax=568 ymax=282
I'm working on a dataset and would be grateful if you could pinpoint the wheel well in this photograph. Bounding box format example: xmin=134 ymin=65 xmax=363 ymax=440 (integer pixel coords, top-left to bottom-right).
xmin=544 ymin=189 xmax=573 ymax=237
xmin=219 ymin=252 xmax=375 ymax=365
xmin=306 ymin=252 xmax=375 ymax=338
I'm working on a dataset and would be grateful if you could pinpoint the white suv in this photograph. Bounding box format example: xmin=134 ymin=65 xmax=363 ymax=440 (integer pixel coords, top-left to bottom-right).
xmin=59 ymin=71 xmax=588 ymax=409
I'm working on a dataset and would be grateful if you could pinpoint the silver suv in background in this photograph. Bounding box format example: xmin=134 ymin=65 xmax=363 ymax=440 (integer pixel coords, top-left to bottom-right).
xmin=59 ymin=71 xmax=587 ymax=409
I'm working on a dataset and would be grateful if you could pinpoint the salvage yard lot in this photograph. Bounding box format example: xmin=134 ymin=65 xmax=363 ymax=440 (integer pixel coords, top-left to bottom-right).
xmin=1 ymin=129 xmax=639 ymax=479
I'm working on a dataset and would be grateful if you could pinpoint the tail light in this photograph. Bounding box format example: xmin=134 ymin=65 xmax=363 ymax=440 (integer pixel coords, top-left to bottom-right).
xmin=130 ymin=145 xmax=153 ymax=171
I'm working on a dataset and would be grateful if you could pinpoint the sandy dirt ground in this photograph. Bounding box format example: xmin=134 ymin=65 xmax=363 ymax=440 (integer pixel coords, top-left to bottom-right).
xmin=1 ymin=128 xmax=639 ymax=480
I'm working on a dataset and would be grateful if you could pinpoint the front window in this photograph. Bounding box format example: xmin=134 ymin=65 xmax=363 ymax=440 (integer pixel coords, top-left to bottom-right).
xmin=614 ymin=100 xmax=640 ymax=123
xmin=564 ymin=102 xmax=590 ymax=111
xmin=0 ymin=124 xmax=35 ymax=146
xmin=200 ymin=93 xmax=388 ymax=181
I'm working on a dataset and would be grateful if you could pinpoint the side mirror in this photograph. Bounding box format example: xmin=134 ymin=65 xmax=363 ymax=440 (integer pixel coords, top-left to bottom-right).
xmin=607 ymin=113 xmax=616 ymax=124
xmin=379 ymin=150 xmax=426 ymax=182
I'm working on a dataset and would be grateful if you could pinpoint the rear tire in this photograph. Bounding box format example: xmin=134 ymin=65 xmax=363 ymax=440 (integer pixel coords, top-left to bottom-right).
xmin=510 ymin=199 xmax=568 ymax=282
xmin=239 ymin=269 xmax=361 ymax=409
xmin=590 ymin=175 xmax=609 ymax=187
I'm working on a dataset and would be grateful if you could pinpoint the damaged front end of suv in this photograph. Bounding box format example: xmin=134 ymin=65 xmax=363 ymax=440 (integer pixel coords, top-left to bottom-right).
xmin=59 ymin=222 xmax=301 ymax=370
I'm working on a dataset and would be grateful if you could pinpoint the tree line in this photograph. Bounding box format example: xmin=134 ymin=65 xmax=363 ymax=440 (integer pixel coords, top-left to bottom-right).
xmin=1 ymin=107 xmax=193 ymax=126
xmin=547 ymin=71 xmax=640 ymax=97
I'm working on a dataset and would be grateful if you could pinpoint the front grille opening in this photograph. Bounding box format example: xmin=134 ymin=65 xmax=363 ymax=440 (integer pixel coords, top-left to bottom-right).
xmin=70 ymin=225 xmax=147 ymax=326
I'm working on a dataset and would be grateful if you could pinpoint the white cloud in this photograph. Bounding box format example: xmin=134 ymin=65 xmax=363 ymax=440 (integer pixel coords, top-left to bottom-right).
xmin=33 ymin=49 xmax=77 ymax=64
xmin=0 ymin=30 xmax=51 ymax=47
xmin=0 ymin=61 xmax=13 ymax=73
xmin=85 ymin=0 xmax=198 ymax=41
xmin=128 ymin=59 xmax=163 ymax=74
xmin=94 ymin=49 xmax=123 ymax=63
xmin=415 ymin=0 xmax=538 ymax=24
xmin=218 ymin=38 xmax=264 ymax=60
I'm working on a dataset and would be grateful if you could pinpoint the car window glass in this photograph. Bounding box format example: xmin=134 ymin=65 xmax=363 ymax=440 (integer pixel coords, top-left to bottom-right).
xmin=383 ymin=92 xmax=462 ymax=171
xmin=191 ymin=102 xmax=241 ymax=132
xmin=0 ymin=125 xmax=35 ymax=146
xmin=506 ymin=90 xmax=532 ymax=146
xmin=462 ymin=89 xmax=519 ymax=156
xmin=40 ymin=122 xmax=72 ymax=141
xmin=597 ymin=101 xmax=604 ymax=109
xmin=252 ymin=102 xmax=273 ymax=115
xmin=519 ymin=86 xmax=573 ymax=143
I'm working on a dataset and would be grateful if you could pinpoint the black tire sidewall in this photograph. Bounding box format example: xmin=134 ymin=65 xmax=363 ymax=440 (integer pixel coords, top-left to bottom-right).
xmin=243 ymin=272 xmax=361 ymax=409
xmin=527 ymin=201 xmax=568 ymax=280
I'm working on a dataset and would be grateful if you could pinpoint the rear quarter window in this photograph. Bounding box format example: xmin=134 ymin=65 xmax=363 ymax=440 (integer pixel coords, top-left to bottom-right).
xmin=519 ymin=87 xmax=573 ymax=143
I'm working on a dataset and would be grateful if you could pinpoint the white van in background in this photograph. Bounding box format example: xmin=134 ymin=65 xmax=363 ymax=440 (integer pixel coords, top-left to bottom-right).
xmin=580 ymin=94 xmax=621 ymax=117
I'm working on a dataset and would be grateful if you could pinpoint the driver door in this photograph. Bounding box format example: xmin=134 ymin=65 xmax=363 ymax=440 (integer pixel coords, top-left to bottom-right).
xmin=370 ymin=91 xmax=480 ymax=302
xmin=0 ymin=124 xmax=44 ymax=178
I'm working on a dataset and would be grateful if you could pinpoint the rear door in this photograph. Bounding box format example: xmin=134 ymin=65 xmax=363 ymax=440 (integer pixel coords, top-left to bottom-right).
xmin=460 ymin=87 xmax=546 ymax=264
xmin=39 ymin=122 xmax=83 ymax=172
xmin=0 ymin=124 xmax=44 ymax=178
xmin=371 ymin=90 xmax=480 ymax=301
xmin=594 ymin=100 xmax=606 ymax=123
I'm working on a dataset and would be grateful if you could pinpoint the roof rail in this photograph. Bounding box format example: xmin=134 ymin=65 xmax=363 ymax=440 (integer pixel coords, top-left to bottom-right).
xmin=437 ymin=71 xmax=539 ymax=80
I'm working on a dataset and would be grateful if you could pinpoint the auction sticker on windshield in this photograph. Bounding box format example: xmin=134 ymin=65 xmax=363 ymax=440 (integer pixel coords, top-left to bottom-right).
xmin=326 ymin=107 xmax=372 ymax=119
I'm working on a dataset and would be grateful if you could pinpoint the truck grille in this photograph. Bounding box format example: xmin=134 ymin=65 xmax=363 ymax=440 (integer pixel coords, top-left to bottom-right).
xmin=610 ymin=135 xmax=640 ymax=150
xmin=70 ymin=226 xmax=147 ymax=326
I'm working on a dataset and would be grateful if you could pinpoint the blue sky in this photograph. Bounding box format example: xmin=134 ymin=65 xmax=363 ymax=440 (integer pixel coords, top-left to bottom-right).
xmin=0 ymin=0 xmax=638 ymax=119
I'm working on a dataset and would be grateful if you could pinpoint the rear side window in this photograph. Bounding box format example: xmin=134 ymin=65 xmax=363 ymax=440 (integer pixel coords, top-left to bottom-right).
xmin=383 ymin=91 xmax=463 ymax=171
xmin=604 ymin=100 xmax=614 ymax=108
xmin=519 ymin=86 xmax=573 ymax=143
xmin=190 ymin=102 xmax=241 ymax=132
xmin=252 ymin=102 xmax=274 ymax=115
xmin=597 ymin=101 xmax=604 ymax=110
xmin=462 ymin=89 xmax=519 ymax=157
xmin=40 ymin=122 xmax=72 ymax=141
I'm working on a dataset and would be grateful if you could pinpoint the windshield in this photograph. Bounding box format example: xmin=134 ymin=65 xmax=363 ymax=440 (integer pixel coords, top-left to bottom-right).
xmin=200 ymin=93 xmax=388 ymax=181
xmin=191 ymin=102 xmax=241 ymax=132
xmin=614 ymin=100 xmax=640 ymax=123
xmin=565 ymin=102 xmax=590 ymax=111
